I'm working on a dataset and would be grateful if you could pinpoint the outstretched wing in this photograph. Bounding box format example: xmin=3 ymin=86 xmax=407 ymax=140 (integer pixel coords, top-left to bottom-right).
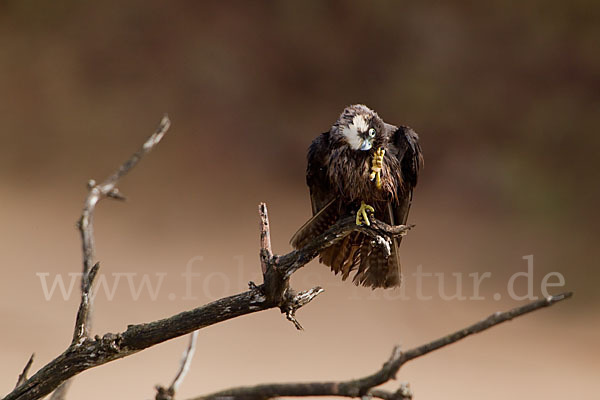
xmin=290 ymin=133 xmax=340 ymax=249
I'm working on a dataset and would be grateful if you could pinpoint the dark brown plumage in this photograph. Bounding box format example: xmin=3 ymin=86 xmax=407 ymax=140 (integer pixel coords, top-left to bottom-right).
xmin=290 ymin=104 xmax=423 ymax=289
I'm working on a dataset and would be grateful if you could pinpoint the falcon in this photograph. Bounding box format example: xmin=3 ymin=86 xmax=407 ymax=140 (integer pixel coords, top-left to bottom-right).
xmin=290 ymin=104 xmax=423 ymax=289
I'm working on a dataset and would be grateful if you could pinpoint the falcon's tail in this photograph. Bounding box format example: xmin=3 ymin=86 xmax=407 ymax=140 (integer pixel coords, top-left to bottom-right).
xmin=321 ymin=233 xmax=401 ymax=289
xmin=291 ymin=199 xmax=401 ymax=289
xmin=293 ymin=221 xmax=401 ymax=289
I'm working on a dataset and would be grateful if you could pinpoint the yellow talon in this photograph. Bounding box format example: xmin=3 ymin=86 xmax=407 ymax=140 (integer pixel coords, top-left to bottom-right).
xmin=369 ymin=148 xmax=385 ymax=190
xmin=356 ymin=201 xmax=375 ymax=226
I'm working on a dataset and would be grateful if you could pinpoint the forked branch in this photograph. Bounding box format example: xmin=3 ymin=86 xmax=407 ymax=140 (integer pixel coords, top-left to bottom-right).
xmin=74 ymin=114 xmax=171 ymax=342
xmin=191 ymin=292 xmax=572 ymax=400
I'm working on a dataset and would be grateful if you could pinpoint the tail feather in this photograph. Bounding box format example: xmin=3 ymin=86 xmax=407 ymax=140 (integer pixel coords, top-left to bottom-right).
xmin=361 ymin=241 xmax=400 ymax=289
xmin=353 ymin=237 xmax=371 ymax=284
xmin=340 ymin=232 xmax=361 ymax=280
xmin=330 ymin=232 xmax=401 ymax=289
xmin=291 ymin=200 xmax=402 ymax=289
xmin=331 ymin=235 xmax=351 ymax=272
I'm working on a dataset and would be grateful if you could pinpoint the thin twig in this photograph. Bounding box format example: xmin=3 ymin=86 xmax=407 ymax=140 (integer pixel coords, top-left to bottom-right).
xmin=171 ymin=331 xmax=199 ymax=392
xmin=189 ymin=292 xmax=573 ymax=400
xmin=399 ymin=292 xmax=573 ymax=363
xmin=14 ymin=354 xmax=34 ymax=389
xmin=156 ymin=331 xmax=200 ymax=400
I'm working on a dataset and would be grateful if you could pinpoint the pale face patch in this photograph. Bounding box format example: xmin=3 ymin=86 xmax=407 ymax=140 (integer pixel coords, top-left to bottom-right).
xmin=342 ymin=114 xmax=370 ymax=150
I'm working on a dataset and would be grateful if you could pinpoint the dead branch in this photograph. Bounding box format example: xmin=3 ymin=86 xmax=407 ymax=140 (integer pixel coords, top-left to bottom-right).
xmin=190 ymin=292 xmax=572 ymax=400
xmin=74 ymin=114 xmax=171 ymax=342
xmin=3 ymin=183 xmax=409 ymax=400
xmin=55 ymin=115 xmax=171 ymax=400
xmin=6 ymin=116 xmax=171 ymax=400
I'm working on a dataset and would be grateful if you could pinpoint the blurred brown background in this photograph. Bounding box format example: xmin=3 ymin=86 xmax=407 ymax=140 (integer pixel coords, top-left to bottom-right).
xmin=1 ymin=1 xmax=598 ymax=399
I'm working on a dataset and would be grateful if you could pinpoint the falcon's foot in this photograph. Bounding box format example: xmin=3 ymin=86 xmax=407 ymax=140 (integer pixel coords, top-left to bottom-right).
xmin=356 ymin=201 xmax=375 ymax=226
xmin=369 ymin=147 xmax=385 ymax=189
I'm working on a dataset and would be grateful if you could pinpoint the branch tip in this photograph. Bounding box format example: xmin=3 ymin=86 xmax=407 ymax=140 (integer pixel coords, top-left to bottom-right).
xmin=15 ymin=353 xmax=35 ymax=388
xmin=549 ymin=291 xmax=573 ymax=303
xmin=156 ymin=330 xmax=199 ymax=400
xmin=281 ymin=286 xmax=324 ymax=330
xmin=144 ymin=115 xmax=171 ymax=151
xmin=258 ymin=203 xmax=273 ymax=275
xmin=171 ymin=331 xmax=199 ymax=392
xmin=107 ymin=188 xmax=127 ymax=201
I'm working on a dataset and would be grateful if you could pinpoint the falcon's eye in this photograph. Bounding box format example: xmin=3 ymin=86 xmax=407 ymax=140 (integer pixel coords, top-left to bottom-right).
xmin=368 ymin=128 xmax=376 ymax=138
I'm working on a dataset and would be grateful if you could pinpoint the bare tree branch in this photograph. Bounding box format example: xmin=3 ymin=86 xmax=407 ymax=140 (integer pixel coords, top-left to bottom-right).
xmin=74 ymin=114 xmax=171 ymax=342
xmin=3 ymin=197 xmax=410 ymax=400
xmin=7 ymin=116 xmax=171 ymax=400
xmin=52 ymin=115 xmax=171 ymax=400
xmin=155 ymin=331 xmax=200 ymax=400
xmin=190 ymin=292 xmax=573 ymax=400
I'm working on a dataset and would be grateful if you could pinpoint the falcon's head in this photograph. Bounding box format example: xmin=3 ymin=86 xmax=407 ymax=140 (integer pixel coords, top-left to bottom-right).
xmin=332 ymin=104 xmax=387 ymax=151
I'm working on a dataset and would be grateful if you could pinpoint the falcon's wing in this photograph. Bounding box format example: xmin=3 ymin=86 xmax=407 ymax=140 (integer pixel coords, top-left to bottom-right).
xmin=306 ymin=133 xmax=336 ymax=215
xmin=390 ymin=125 xmax=423 ymax=227
xmin=290 ymin=133 xmax=340 ymax=249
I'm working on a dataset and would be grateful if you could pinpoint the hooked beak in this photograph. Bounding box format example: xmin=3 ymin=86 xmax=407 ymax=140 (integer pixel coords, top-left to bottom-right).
xmin=359 ymin=139 xmax=372 ymax=151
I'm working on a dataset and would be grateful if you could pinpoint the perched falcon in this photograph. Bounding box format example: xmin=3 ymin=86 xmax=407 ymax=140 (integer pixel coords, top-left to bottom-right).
xmin=290 ymin=104 xmax=423 ymax=289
